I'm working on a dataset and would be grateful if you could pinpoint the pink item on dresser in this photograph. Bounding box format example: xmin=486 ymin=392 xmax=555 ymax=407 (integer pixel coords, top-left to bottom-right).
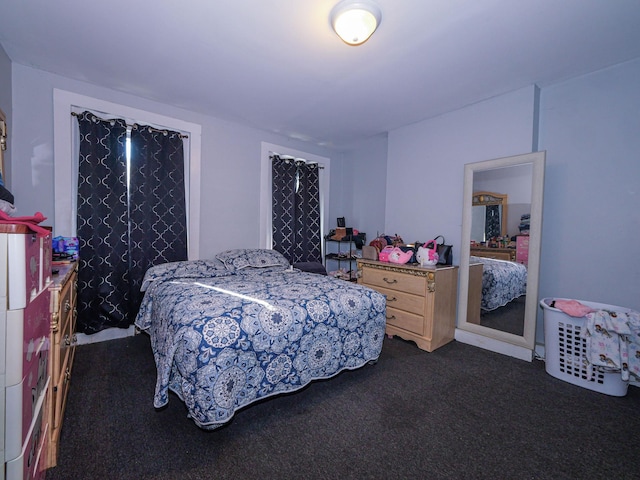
xmin=0 ymin=210 xmax=51 ymax=237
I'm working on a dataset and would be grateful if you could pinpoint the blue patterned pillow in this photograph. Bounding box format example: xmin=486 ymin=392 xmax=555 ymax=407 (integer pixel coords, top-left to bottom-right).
xmin=141 ymin=259 xmax=230 ymax=291
xmin=216 ymin=249 xmax=290 ymax=271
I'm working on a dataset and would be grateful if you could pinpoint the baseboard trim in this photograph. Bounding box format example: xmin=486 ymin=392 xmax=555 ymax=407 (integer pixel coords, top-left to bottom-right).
xmin=455 ymin=328 xmax=534 ymax=362
xmin=75 ymin=326 xmax=136 ymax=346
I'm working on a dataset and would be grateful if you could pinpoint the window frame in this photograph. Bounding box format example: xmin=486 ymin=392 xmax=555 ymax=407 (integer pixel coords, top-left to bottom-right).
xmin=53 ymin=89 xmax=202 ymax=259
xmin=259 ymin=142 xmax=330 ymax=255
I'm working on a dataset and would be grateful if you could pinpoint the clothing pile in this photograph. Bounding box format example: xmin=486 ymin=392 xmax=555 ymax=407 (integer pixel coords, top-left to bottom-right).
xmin=553 ymin=298 xmax=640 ymax=382
xmin=518 ymin=213 xmax=530 ymax=235
xmin=581 ymin=309 xmax=640 ymax=381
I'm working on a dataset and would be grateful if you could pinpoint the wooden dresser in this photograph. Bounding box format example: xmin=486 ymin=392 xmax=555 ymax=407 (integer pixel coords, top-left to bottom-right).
xmin=357 ymin=259 xmax=458 ymax=352
xmin=470 ymin=246 xmax=516 ymax=262
xmin=45 ymin=263 xmax=78 ymax=469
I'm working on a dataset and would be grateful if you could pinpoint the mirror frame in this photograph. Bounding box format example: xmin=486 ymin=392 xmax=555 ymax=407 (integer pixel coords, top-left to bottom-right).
xmin=456 ymin=151 xmax=545 ymax=360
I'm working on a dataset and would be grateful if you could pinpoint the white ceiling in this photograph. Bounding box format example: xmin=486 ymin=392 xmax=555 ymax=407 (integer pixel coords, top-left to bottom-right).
xmin=1 ymin=0 xmax=640 ymax=150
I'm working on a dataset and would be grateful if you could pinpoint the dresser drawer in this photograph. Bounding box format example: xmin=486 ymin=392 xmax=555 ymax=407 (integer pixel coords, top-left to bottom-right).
xmin=52 ymin=344 xmax=74 ymax=431
xmin=7 ymin=232 xmax=41 ymax=309
xmin=5 ymin=337 xmax=49 ymax=460
xmin=373 ymin=285 xmax=424 ymax=316
xmin=478 ymin=251 xmax=512 ymax=261
xmin=57 ymin=278 xmax=74 ymax=334
xmin=361 ymin=267 xmax=426 ymax=296
xmin=386 ymin=306 xmax=424 ymax=336
xmin=6 ymin=288 xmax=51 ymax=386
xmin=51 ymin=270 xmax=77 ymax=430
xmin=6 ymin=401 xmax=48 ymax=480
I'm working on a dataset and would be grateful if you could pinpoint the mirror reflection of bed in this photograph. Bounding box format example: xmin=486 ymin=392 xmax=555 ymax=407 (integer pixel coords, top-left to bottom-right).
xmin=468 ymin=260 xmax=526 ymax=336
xmin=467 ymin=187 xmax=531 ymax=336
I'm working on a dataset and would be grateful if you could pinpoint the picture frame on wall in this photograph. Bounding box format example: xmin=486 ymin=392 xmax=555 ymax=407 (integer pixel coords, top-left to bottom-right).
xmin=337 ymin=217 xmax=345 ymax=228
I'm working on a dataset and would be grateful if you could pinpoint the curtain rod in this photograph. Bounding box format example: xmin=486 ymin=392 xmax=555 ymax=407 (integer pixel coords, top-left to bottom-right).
xmin=71 ymin=111 xmax=189 ymax=139
xmin=270 ymin=152 xmax=324 ymax=169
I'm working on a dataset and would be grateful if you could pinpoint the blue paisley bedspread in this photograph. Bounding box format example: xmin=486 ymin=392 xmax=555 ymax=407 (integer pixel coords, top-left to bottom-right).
xmin=135 ymin=260 xmax=386 ymax=430
xmin=470 ymin=256 xmax=527 ymax=311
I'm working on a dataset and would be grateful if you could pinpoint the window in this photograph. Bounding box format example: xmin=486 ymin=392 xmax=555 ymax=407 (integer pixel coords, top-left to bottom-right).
xmin=259 ymin=142 xmax=331 ymax=254
xmin=53 ymin=89 xmax=202 ymax=258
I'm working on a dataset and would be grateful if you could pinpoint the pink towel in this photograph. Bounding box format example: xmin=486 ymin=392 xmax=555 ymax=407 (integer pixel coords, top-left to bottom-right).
xmin=552 ymin=299 xmax=595 ymax=317
xmin=0 ymin=210 xmax=51 ymax=237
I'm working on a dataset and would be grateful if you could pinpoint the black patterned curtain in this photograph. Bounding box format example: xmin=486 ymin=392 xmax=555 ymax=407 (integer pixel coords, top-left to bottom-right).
xmin=271 ymin=155 xmax=321 ymax=264
xmin=128 ymin=125 xmax=187 ymax=315
xmin=485 ymin=204 xmax=501 ymax=239
xmin=294 ymin=162 xmax=321 ymax=262
xmin=76 ymin=111 xmax=130 ymax=334
xmin=75 ymin=112 xmax=188 ymax=334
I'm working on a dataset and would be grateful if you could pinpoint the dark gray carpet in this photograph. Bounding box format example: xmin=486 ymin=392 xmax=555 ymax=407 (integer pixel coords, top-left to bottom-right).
xmin=480 ymin=296 xmax=526 ymax=335
xmin=46 ymin=333 xmax=639 ymax=480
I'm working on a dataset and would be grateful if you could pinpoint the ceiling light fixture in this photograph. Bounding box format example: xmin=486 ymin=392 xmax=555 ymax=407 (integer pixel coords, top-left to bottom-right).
xmin=330 ymin=0 xmax=382 ymax=46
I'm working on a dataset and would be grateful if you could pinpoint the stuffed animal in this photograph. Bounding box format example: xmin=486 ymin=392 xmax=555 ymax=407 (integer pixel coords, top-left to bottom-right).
xmin=387 ymin=247 xmax=413 ymax=264
xmin=416 ymin=241 xmax=439 ymax=267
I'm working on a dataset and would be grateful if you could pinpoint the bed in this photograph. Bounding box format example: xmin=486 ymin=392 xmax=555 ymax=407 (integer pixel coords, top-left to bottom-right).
xmin=134 ymin=249 xmax=387 ymax=430
xmin=469 ymin=255 xmax=527 ymax=311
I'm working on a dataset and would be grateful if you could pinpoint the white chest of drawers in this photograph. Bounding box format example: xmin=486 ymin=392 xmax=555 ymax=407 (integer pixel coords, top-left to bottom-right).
xmin=1 ymin=225 xmax=52 ymax=480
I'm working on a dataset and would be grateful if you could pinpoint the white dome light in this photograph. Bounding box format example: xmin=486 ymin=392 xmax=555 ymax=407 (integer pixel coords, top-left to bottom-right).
xmin=330 ymin=0 xmax=382 ymax=46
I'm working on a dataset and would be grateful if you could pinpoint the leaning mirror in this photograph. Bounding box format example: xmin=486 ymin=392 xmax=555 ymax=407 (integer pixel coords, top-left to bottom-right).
xmin=456 ymin=151 xmax=545 ymax=361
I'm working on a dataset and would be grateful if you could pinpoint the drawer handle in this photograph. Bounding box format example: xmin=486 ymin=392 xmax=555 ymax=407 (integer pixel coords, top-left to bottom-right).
xmin=387 ymin=296 xmax=397 ymax=302
xmin=386 ymin=315 xmax=396 ymax=320
xmin=64 ymin=300 xmax=72 ymax=312
xmin=64 ymin=334 xmax=71 ymax=346
xmin=383 ymin=277 xmax=397 ymax=285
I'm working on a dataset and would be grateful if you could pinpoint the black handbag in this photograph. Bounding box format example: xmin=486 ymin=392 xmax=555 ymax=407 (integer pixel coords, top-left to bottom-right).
xmin=434 ymin=235 xmax=453 ymax=265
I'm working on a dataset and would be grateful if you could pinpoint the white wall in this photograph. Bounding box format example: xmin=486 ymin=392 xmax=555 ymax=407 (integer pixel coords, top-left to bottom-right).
xmin=385 ymin=86 xmax=537 ymax=263
xmin=382 ymin=60 xmax=640 ymax=346
xmin=0 ymin=44 xmax=11 ymax=186
xmin=9 ymin=57 xmax=640 ymax=348
xmin=338 ymin=133 xmax=388 ymax=241
xmin=538 ymin=58 xmax=640 ymax=336
xmin=10 ymin=64 xmax=336 ymax=260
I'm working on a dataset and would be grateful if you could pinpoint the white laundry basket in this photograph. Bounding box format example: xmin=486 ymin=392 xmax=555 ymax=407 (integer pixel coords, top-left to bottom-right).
xmin=540 ymin=298 xmax=629 ymax=396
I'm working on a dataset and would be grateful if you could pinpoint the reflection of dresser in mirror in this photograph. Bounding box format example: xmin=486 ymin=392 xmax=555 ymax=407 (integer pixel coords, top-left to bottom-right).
xmin=467 ymin=262 xmax=483 ymax=325
xmin=470 ymin=246 xmax=515 ymax=261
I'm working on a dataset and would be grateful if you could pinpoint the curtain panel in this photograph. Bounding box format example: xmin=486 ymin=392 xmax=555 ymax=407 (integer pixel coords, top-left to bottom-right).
xmin=75 ymin=111 xmax=188 ymax=334
xmin=128 ymin=125 xmax=188 ymax=314
xmin=271 ymin=155 xmax=321 ymax=264
xmin=76 ymin=111 xmax=130 ymax=334
xmin=485 ymin=204 xmax=501 ymax=240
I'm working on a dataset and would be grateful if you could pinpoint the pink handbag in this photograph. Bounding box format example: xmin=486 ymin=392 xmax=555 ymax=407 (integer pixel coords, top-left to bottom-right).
xmin=378 ymin=246 xmax=394 ymax=262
